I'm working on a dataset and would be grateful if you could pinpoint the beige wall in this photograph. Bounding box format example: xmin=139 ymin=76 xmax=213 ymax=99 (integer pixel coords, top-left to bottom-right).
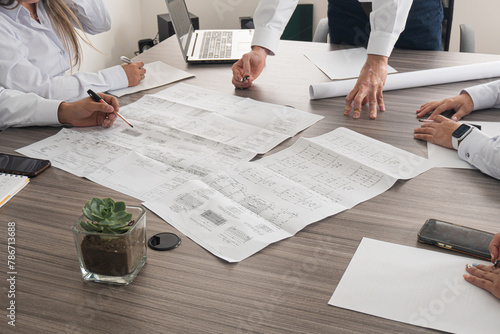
xmin=449 ymin=0 xmax=500 ymax=54
xmin=79 ymin=0 xmax=499 ymax=73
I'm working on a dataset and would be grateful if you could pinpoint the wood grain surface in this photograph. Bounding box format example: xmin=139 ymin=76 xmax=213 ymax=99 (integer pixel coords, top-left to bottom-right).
xmin=1 ymin=37 xmax=500 ymax=334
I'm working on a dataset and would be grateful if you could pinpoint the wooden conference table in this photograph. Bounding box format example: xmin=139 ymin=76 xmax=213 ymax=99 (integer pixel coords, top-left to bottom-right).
xmin=2 ymin=37 xmax=500 ymax=334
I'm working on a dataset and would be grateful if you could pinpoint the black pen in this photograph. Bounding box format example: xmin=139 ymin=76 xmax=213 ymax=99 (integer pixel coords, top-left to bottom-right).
xmin=87 ymin=89 xmax=133 ymax=128
xmin=241 ymin=75 xmax=249 ymax=83
xmin=494 ymin=259 xmax=499 ymax=268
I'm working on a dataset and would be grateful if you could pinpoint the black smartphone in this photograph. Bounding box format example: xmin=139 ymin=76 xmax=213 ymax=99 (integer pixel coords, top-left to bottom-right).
xmin=440 ymin=109 xmax=482 ymax=130
xmin=0 ymin=153 xmax=51 ymax=177
xmin=417 ymin=219 xmax=494 ymax=260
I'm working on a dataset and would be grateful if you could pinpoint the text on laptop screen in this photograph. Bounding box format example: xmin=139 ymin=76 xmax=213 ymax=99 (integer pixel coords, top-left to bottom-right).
xmin=166 ymin=0 xmax=193 ymax=55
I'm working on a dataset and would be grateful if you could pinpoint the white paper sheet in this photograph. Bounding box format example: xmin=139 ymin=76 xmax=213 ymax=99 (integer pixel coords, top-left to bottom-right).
xmin=144 ymin=128 xmax=435 ymax=262
xmin=310 ymin=61 xmax=500 ymax=99
xmin=108 ymin=61 xmax=194 ymax=97
xmin=329 ymin=238 xmax=500 ymax=334
xmin=154 ymin=83 xmax=322 ymax=137
xmin=427 ymin=121 xmax=500 ymax=169
xmin=305 ymin=47 xmax=397 ymax=80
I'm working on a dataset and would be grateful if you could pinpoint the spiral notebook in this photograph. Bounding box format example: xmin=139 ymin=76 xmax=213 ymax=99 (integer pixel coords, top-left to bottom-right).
xmin=0 ymin=173 xmax=29 ymax=208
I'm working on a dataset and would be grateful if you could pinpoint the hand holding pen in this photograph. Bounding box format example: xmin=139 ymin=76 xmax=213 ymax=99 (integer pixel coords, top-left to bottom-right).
xmin=87 ymin=89 xmax=134 ymax=128
xmin=120 ymin=56 xmax=146 ymax=86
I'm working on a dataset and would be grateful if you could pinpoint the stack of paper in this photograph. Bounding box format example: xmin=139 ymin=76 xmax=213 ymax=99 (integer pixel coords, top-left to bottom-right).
xmin=0 ymin=173 xmax=29 ymax=208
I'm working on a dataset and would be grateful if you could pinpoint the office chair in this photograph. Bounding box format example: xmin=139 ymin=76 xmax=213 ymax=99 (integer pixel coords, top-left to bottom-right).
xmin=312 ymin=17 xmax=329 ymax=43
xmin=459 ymin=24 xmax=475 ymax=53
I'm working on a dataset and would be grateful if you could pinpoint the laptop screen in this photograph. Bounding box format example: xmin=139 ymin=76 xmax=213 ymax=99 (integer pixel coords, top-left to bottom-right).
xmin=165 ymin=0 xmax=194 ymax=56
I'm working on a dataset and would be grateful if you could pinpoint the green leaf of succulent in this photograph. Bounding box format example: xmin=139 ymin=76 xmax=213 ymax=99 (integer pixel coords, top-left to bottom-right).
xmin=114 ymin=201 xmax=126 ymax=212
xmin=80 ymin=197 xmax=134 ymax=234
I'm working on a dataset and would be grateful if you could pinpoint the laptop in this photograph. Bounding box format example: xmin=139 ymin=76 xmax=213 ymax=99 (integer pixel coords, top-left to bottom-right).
xmin=165 ymin=0 xmax=254 ymax=63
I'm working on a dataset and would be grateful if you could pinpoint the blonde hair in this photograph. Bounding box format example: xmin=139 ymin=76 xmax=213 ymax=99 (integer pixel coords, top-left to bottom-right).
xmin=1 ymin=0 xmax=96 ymax=69
xmin=43 ymin=0 xmax=93 ymax=69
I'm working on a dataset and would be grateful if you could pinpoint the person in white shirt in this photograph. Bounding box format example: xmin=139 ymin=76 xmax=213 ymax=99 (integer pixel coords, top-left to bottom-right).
xmin=0 ymin=87 xmax=119 ymax=130
xmin=232 ymin=0 xmax=413 ymax=120
xmin=0 ymin=0 xmax=145 ymax=102
xmin=413 ymin=80 xmax=500 ymax=180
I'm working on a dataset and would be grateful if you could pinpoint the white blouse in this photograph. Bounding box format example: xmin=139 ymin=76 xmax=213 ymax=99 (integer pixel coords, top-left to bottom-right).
xmin=0 ymin=0 xmax=128 ymax=102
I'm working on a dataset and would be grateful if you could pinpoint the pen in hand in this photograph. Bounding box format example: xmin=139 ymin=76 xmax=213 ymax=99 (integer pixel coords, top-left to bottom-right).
xmin=494 ymin=259 xmax=499 ymax=268
xmin=86 ymin=89 xmax=134 ymax=128
xmin=120 ymin=56 xmax=132 ymax=64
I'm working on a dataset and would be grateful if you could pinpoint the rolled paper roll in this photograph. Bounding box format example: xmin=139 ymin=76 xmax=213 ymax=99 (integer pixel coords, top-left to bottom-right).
xmin=309 ymin=61 xmax=500 ymax=100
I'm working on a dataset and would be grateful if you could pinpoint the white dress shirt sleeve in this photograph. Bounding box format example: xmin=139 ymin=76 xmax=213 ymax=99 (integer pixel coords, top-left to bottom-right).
xmin=463 ymin=80 xmax=500 ymax=112
xmin=458 ymin=128 xmax=500 ymax=180
xmin=366 ymin=0 xmax=413 ymax=57
xmin=252 ymin=0 xmax=412 ymax=57
xmin=251 ymin=0 xmax=299 ymax=55
xmin=0 ymin=28 xmax=128 ymax=102
xmin=68 ymin=0 xmax=111 ymax=34
xmin=0 ymin=1 xmax=128 ymax=102
xmin=0 ymin=87 xmax=61 ymax=131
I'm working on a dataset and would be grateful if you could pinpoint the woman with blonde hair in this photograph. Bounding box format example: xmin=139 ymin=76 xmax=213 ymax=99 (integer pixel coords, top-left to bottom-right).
xmin=0 ymin=0 xmax=145 ymax=102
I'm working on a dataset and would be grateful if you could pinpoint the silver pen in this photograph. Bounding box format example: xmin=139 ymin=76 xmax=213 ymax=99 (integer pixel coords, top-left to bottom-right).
xmin=120 ymin=56 xmax=132 ymax=64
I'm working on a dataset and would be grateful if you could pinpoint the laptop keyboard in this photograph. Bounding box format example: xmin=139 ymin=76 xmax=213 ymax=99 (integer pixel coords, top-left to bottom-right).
xmin=200 ymin=31 xmax=232 ymax=59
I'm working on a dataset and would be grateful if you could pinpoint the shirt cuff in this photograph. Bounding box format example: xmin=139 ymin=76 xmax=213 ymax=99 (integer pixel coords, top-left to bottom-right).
xmin=252 ymin=27 xmax=281 ymax=55
xmin=100 ymin=65 xmax=128 ymax=91
xmin=366 ymin=31 xmax=397 ymax=57
xmin=33 ymin=98 xmax=63 ymax=126
xmin=457 ymin=128 xmax=490 ymax=162
xmin=462 ymin=85 xmax=497 ymax=111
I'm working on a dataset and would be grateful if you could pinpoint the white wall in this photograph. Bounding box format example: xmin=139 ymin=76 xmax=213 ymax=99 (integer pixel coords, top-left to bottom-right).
xmin=78 ymin=0 xmax=143 ymax=73
xmin=79 ymin=0 xmax=499 ymax=73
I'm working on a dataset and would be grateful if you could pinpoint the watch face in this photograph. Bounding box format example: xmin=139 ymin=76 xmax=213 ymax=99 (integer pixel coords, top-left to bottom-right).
xmin=452 ymin=124 xmax=471 ymax=138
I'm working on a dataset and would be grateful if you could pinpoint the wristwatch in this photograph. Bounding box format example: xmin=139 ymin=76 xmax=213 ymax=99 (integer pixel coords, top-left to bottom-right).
xmin=451 ymin=124 xmax=473 ymax=149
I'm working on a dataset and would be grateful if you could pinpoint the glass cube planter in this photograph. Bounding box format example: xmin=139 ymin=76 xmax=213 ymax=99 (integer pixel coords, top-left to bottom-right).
xmin=71 ymin=206 xmax=147 ymax=285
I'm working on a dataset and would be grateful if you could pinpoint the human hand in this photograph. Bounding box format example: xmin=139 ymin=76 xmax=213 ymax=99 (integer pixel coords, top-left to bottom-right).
xmin=57 ymin=93 xmax=119 ymax=127
xmin=344 ymin=54 xmax=388 ymax=119
xmin=416 ymin=92 xmax=474 ymax=121
xmin=464 ymin=264 xmax=500 ymax=300
xmin=413 ymin=115 xmax=461 ymax=149
xmin=489 ymin=233 xmax=500 ymax=264
xmin=232 ymin=46 xmax=269 ymax=89
xmin=122 ymin=62 xmax=146 ymax=87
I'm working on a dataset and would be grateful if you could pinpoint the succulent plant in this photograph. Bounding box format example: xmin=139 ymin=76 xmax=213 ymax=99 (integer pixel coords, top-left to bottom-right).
xmin=80 ymin=197 xmax=134 ymax=234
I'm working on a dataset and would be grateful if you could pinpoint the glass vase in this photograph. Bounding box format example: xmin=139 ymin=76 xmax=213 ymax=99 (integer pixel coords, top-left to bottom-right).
xmin=71 ymin=206 xmax=147 ymax=285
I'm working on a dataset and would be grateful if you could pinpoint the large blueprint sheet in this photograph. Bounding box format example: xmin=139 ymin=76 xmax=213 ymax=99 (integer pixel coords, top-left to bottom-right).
xmin=17 ymin=84 xmax=321 ymax=201
xmin=145 ymin=128 xmax=435 ymax=262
